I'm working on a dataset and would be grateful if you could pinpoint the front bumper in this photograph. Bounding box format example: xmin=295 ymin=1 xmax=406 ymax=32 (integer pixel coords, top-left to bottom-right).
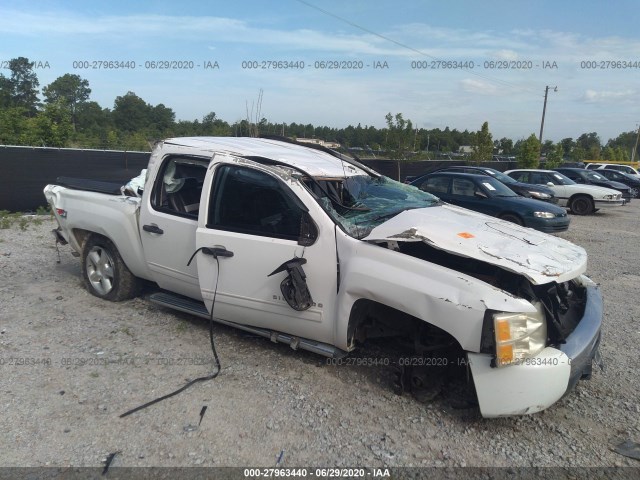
xmin=527 ymin=216 xmax=570 ymax=233
xmin=559 ymin=283 xmax=603 ymax=393
xmin=594 ymin=199 xmax=625 ymax=208
xmin=468 ymin=282 xmax=602 ymax=417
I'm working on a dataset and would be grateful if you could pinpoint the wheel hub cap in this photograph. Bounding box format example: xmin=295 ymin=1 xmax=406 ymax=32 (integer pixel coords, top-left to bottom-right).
xmin=86 ymin=246 xmax=115 ymax=295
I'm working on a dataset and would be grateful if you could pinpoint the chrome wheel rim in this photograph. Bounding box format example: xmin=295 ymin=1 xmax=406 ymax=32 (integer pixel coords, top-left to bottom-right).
xmin=86 ymin=246 xmax=115 ymax=295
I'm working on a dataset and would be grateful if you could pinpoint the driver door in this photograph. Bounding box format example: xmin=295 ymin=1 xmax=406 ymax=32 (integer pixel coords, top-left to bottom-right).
xmin=194 ymin=158 xmax=338 ymax=344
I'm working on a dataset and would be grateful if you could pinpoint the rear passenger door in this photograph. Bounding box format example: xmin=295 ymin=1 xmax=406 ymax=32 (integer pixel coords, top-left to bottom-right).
xmin=140 ymin=156 xmax=208 ymax=299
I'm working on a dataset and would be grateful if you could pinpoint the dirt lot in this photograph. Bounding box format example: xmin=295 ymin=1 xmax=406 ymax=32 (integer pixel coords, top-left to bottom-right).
xmin=1 ymin=203 xmax=639 ymax=470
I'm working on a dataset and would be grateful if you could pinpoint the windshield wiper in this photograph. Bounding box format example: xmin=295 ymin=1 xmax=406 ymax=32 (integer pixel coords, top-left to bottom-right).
xmin=335 ymin=201 xmax=370 ymax=212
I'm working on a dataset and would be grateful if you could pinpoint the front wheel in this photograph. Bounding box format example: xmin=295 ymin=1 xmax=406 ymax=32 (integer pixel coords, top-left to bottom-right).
xmin=569 ymin=195 xmax=594 ymax=215
xmin=629 ymin=186 xmax=639 ymax=198
xmin=81 ymin=235 xmax=140 ymax=301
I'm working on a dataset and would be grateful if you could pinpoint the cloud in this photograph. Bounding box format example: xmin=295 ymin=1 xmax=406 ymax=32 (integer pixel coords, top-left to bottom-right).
xmin=0 ymin=9 xmax=404 ymax=56
xmin=460 ymin=78 xmax=500 ymax=95
xmin=582 ymin=89 xmax=636 ymax=103
xmin=4 ymin=7 xmax=640 ymax=62
xmin=492 ymin=49 xmax=519 ymax=60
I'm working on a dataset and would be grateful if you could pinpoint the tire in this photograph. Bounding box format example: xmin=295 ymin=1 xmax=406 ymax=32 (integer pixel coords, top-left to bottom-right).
xmin=630 ymin=187 xmax=640 ymax=198
xmin=569 ymin=195 xmax=594 ymax=215
xmin=81 ymin=235 xmax=140 ymax=301
xmin=499 ymin=213 xmax=524 ymax=226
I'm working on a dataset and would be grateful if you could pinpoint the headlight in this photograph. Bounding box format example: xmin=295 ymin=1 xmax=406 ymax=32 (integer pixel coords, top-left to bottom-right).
xmin=493 ymin=303 xmax=547 ymax=367
xmin=533 ymin=211 xmax=555 ymax=218
xmin=603 ymin=195 xmax=613 ymax=199
xmin=529 ymin=191 xmax=551 ymax=199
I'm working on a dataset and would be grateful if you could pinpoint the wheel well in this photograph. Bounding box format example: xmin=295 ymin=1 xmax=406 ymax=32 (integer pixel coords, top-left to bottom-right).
xmin=347 ymin=298 xmax=463 ymax=354
xmin=72 ymin=228 xmax=94 ymax=250
xmin=499 ymin=211 xmax=523 ymax=221
xmin=568 ymin=193 xmax=592 ymax=203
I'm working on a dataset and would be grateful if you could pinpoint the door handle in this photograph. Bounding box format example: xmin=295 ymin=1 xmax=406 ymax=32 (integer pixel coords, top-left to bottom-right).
xmin=143 ymin=224 xmax=164 ymax=234
xmin=186 ymin=246 xmax=234 ymax=266
xmin=203 ymin=246 xmax=234 ymax=258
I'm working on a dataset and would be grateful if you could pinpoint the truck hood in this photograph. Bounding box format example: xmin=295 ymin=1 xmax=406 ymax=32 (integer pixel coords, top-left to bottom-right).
xmin=363 ymin=204 xmax=586 ymax=285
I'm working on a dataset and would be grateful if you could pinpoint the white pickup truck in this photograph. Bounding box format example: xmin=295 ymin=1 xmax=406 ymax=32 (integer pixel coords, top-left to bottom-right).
xmin=44 ymin=136 xmax=603 ymax=417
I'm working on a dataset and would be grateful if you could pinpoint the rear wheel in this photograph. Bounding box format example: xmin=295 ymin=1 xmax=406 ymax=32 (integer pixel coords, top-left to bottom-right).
xmin=569 ymin=195 xmax=594 ymax=215
xmin=81 ymin=235 xmax=140 ymax=301
xmin=499 ymin=213 xmax=524 ymax=226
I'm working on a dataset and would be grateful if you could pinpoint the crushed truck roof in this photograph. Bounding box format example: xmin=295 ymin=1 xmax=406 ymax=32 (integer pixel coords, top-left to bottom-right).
xmin=161 ymin=137 xmax=366 ymax=178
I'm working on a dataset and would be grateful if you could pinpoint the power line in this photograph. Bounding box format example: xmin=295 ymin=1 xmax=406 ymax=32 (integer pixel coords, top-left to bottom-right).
xmin=295 ymin=0 xmax=539 ymax=94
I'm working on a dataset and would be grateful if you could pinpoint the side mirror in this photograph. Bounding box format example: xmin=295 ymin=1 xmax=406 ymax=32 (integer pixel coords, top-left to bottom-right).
xmin=298 ymin=212 xmax=318 ymax=246
xmin=474 ymin=190 xmax=488 ymax=199
xmin=546 ymin=182 xmax=554 ymax=187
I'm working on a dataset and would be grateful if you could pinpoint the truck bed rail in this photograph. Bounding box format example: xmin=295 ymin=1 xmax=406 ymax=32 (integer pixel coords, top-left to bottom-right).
xmin=55 ymin=176 xmax=123 ymax=195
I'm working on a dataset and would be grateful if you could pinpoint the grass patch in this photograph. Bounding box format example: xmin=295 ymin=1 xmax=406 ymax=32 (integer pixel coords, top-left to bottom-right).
xmin=0 ymin=210 xmax=46 ymax=230
xmin=175 ymin=321 xmax=188 ymax=333
xmin=120 ymin=327 xmax=134 ymax=337
xmin=35 ymin=205 xmax=51 ymax=216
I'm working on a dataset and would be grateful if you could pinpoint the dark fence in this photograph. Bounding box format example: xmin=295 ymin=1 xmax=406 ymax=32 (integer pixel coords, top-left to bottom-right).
xmin=0 ymin=146 xmax=150 ymax=211
xmin=360 ymin=159 xmax=519 ymax=181
xmin=0 ymin=145 xmax=520 ymax=212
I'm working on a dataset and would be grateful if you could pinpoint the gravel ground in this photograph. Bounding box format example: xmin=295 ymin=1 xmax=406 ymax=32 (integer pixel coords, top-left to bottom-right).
xmin=1 ymin=204 xmax=639 ymax=470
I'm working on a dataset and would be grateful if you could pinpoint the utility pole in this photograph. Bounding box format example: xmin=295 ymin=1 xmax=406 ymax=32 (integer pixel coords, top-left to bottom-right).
xmin=539 ymin=86 xmax=558 ymax=145
xmin=631 ymin=123 xmax=640 ymax=163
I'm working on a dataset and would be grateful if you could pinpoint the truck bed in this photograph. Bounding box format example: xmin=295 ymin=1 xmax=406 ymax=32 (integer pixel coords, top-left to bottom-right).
xmin=54 ymin=176 xmax=123 ymax=195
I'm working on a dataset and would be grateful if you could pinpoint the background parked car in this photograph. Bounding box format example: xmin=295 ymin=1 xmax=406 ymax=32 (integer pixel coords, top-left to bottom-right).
xmin=585 ymin=163 xmax=640 ymax=179
xmin=411 ymin=172 xmax=570 ymax=233
xmin=505 ymin=169 xmax=624 ymax=215
xmin=597 ymin=169 xmax=640 ymax=198
xmin=425 ymin=166 xmax=557 ymax=203
xmin=554 ymin=168 xmax=632 ymax=204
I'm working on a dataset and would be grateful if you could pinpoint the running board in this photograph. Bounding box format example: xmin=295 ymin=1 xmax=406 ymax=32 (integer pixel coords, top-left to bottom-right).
xmin=149 ymin=292 xmax=347 ymax=359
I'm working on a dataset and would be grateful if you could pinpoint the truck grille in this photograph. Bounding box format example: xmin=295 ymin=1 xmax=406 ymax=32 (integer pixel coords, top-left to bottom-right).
xmin=536 ymin=279 xmax=587 ymax=344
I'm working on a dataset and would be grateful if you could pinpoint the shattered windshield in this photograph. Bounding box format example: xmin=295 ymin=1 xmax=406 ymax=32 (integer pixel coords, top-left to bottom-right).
xmin=309 ymin=175 xmax=439 ymax=239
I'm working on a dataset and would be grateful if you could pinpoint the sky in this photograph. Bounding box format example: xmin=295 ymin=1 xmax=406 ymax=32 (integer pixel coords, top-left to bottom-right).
xmin=1 ymin=0 xmax=639 ymax=143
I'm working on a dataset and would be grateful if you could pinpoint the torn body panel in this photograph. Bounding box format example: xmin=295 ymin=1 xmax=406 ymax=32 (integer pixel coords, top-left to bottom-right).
xmin=363 ymin=205 xmax=587 ymax=285
xmin=334 ymin=230 xmax=537 ymax=353
xmin=469 ymin=277 xmax=602 ymax=417
xmin=468 ymin=347 xmax=571 ymax=417
xmin=268 ymin=257 xmax=314 ymax=311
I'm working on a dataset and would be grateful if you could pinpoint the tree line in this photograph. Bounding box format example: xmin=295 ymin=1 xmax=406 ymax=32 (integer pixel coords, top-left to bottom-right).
xmin=0 ymin=56 xmax=638 ymax=168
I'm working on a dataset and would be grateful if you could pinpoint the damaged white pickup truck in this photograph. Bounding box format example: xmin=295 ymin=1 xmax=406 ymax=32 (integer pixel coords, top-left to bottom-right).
xmin=44 ymin=136 xmax=602 ymax=417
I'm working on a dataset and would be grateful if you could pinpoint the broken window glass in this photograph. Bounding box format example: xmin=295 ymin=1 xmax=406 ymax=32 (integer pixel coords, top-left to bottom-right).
xmin=310 ymin=175 xmax=439 ymax=239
